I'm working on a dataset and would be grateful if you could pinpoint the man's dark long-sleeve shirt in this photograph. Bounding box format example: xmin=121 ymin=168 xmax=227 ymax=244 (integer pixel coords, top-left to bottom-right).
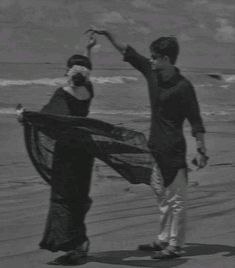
xmin=124 ymin=46 xmax=205 ymax=186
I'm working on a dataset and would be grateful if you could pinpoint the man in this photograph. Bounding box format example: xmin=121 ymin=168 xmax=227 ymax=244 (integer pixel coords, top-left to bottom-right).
xmin=87 ymin=28 xmax=208 ymax=259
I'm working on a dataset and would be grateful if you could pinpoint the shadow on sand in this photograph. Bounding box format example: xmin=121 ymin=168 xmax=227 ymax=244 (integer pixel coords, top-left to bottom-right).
xmin=68 ymin=250 xmax=188 ymax=267
xmin=184 ymin=242 xmax=235 ymax=257
xmin=48 ymin=242 xmax=235 ymax=267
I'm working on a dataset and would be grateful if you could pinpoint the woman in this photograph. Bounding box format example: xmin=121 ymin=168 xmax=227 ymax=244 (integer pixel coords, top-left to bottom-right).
xmin=18 ymin=36 xmax=97 ymax=265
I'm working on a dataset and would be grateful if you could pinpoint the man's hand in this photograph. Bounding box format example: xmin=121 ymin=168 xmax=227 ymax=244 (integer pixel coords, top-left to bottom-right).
xmin=192 ymin=149 xmax=209 ymax=169
xmin=85 ymin=26 xmax=108 ymax=36
xmin=192 ymin=133 xmax=208 ymax=169
xmin=85 ymin=26 xmax=127 ymax=54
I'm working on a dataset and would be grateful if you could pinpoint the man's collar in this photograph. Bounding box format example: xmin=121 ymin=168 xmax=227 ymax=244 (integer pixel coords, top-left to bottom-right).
xmin=157 ymin=67 xmax=181 ymax=88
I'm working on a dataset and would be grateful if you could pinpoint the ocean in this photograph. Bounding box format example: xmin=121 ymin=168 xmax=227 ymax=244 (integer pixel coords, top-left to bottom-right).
xmin=0 ymin=63 xmax=235 ymax=128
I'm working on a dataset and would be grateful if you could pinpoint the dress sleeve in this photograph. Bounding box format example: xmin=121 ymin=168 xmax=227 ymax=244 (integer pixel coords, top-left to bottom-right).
xmin=180 ymin=82 xmax=206 ymax=137
xmin=123 ymin=46 xmax=151 ymax=76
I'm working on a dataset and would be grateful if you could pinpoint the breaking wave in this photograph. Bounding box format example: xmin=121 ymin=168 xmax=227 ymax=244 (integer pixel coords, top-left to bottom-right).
xmin=0 ymin=76 xmax=138 ymax=87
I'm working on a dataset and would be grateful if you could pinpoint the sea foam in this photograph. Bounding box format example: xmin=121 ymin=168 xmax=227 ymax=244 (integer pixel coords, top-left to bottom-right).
xmin=0 ymin=76 xmax=138 ymax=87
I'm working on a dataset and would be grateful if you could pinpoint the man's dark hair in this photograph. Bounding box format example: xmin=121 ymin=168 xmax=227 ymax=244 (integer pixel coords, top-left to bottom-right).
xmin=150 ymin=37 xmax=179 ymax=64
xmin=67 ymin=54 xmax=92 ymax=70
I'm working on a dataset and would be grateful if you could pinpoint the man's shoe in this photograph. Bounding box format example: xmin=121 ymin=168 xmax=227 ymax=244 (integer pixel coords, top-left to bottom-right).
xmin=151 ymin=245 xmax=182 ymax=259
xmin=138 ymin=241 xmax=168 ymax=251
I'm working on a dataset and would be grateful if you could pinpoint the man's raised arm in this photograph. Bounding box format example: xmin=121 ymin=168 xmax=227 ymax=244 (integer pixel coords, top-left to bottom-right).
xmin=86 ymin=27 xmax=150 ymax=75
xmin=86 ymin=27 xmax=127 ymax=55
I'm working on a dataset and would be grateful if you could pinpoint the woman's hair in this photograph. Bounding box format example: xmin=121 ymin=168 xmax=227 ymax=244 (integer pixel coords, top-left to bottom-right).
xmin=67 ymin=54 xmax=92 ymax=70
xmin=150 ymin=37 xmax=179 ymax=65
xmin=72 ymin=73 xmax=87 ymax=86
xmin=66 ymin=55 xmax=92 ymax=86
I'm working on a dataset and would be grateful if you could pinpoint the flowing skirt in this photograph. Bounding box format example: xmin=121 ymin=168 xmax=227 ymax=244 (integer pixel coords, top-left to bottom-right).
xmin=39 ymin=143 xmax=94 ymax=252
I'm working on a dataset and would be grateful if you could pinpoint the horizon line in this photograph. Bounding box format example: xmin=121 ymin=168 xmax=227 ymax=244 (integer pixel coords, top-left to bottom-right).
xmin=0 ymin=61 xmax=234 ymax=74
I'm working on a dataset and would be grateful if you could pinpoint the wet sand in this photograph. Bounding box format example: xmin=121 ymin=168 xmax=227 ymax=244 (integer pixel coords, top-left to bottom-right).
xmin=0 ymin=115 xmax=234 ymax=268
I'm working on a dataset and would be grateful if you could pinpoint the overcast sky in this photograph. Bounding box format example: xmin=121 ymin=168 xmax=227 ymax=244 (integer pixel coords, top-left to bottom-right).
xmin=0 ymin=0 xmax=234 ymax=68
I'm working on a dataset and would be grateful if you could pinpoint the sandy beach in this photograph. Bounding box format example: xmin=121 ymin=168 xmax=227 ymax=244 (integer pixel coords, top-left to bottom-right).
xmin=0 ymin=1 xmax=235 ymax=266
xmin=0 ymin=112 xmax=234 ymax=268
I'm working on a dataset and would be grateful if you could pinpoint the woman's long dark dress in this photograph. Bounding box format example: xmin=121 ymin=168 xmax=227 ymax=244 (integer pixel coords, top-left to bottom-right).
xmin=39 ymin=86 xmax=94 ymax=252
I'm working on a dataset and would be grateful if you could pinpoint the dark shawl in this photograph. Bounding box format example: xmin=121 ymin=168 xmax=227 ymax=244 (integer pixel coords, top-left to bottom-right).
xmin=22 ymin=111 xmax=156 ymax=186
